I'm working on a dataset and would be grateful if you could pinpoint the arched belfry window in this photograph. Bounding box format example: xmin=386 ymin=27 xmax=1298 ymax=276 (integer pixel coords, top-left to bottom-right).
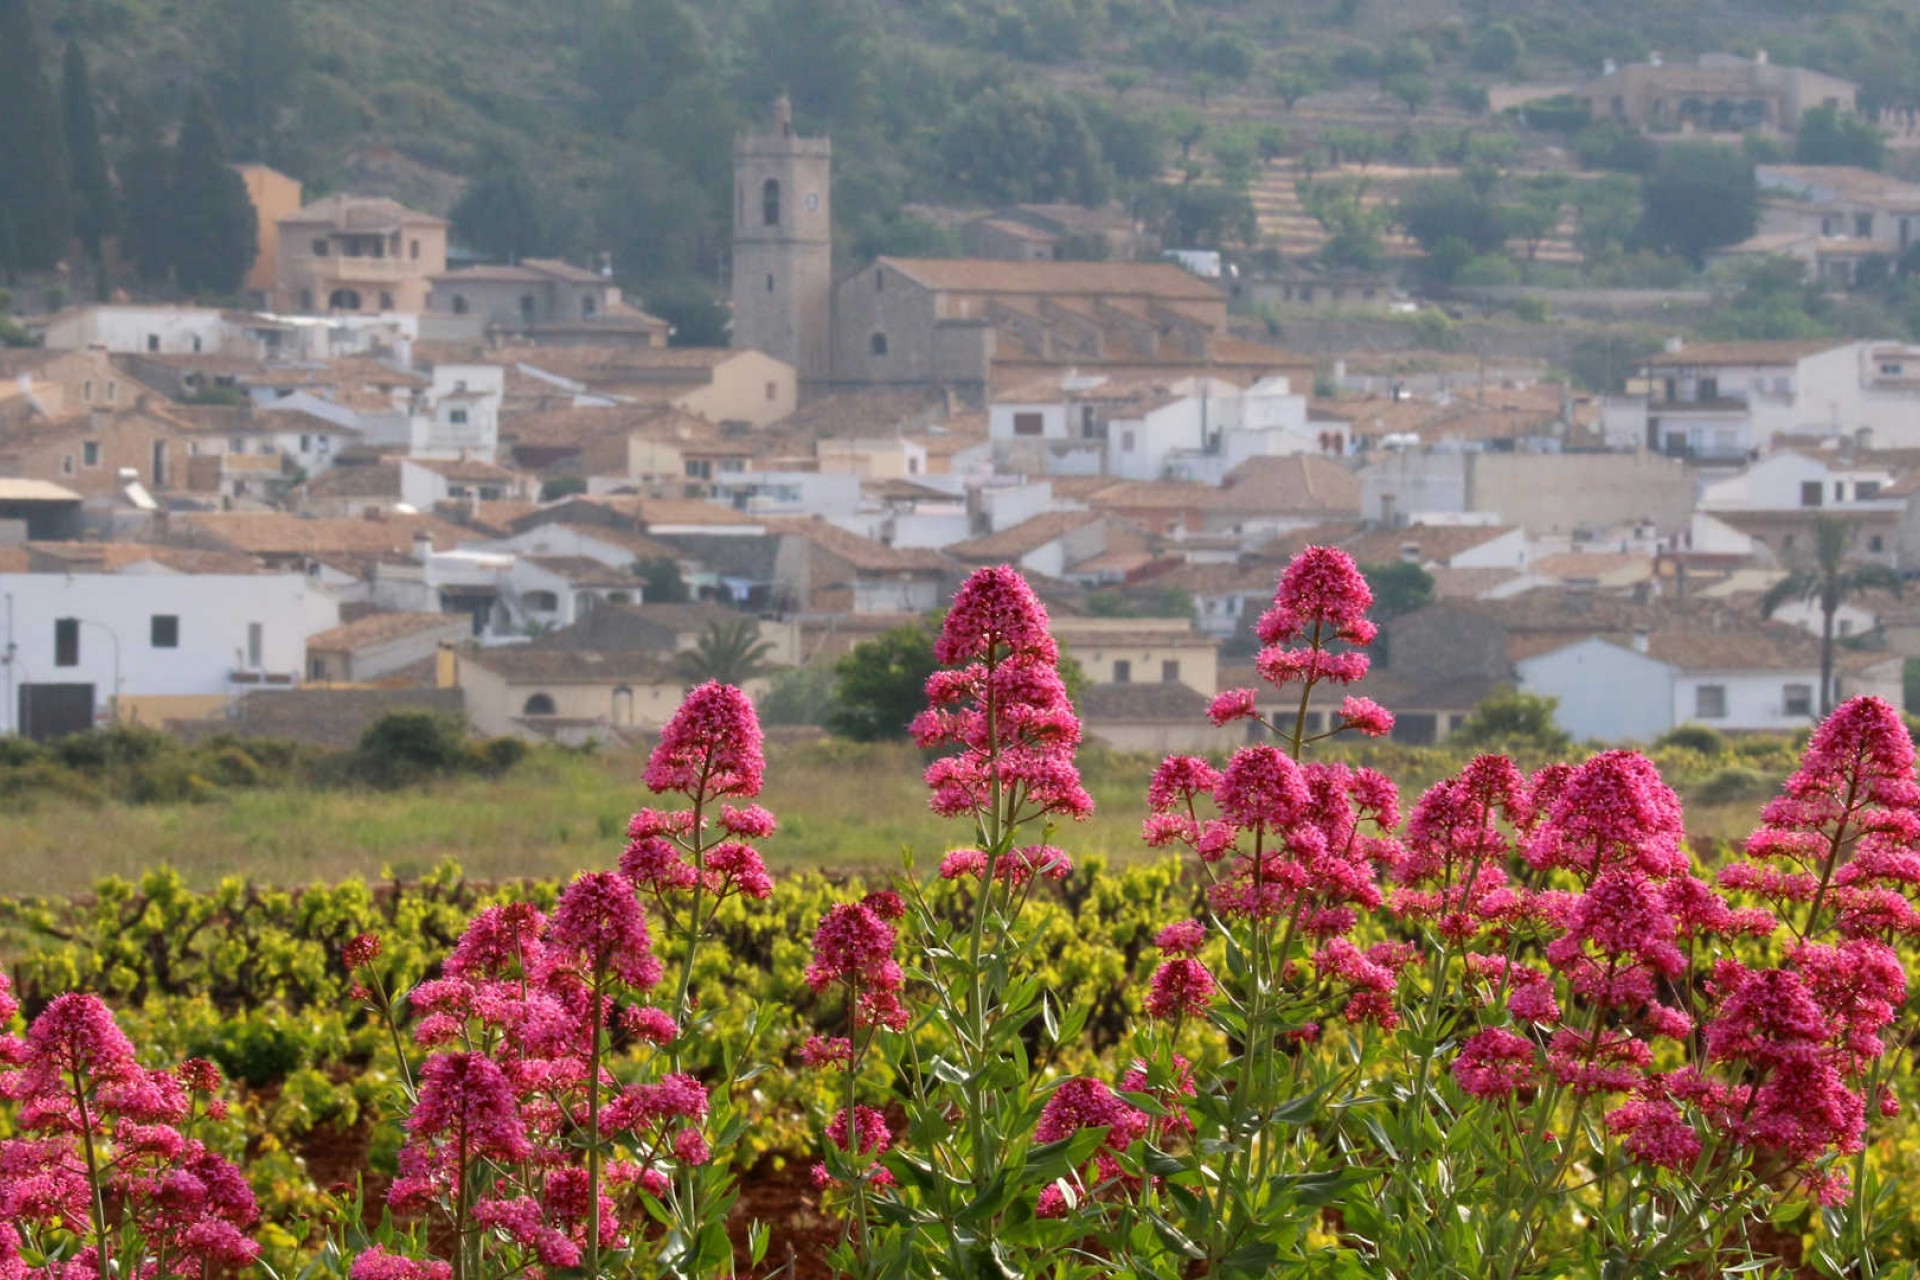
xmin=762 ymin=178 xmax=781 ymax=227
xmin=870 ymin=332 xmax=889 ymax=357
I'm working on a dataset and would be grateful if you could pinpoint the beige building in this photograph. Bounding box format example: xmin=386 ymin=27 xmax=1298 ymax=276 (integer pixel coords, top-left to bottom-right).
xmin=0 ymin=403 xmax=188 ymax=495
xmin=236 ymin=164 xmax=303 ymax=297
xmin=428 ymin=259 xmax=670 ymax=348
xmin=492 ymin=346 xmax=797 ymax=427
xmin=305 ymin=612 xmax=470 ymax=683
xmin=456 ymin=646 xmax=687 ymax=743
xmin=274 ymin=196 xmax=449 ymax=315
xmin=1051 ymin=617 xmax=1219 ymax=696
xmin=1569 ymin=52 xmax=1857 ymax=136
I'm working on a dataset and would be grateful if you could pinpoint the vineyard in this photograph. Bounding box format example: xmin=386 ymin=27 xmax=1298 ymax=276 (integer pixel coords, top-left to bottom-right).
xmin=0 ymin=556 xmax=1918 ymax=1278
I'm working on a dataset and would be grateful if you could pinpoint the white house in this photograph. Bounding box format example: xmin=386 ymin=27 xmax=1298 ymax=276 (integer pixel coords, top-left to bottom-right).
xmin=398 ymin=458 xmax=533 ymax=511
xmin=1698 ymin=450 xmax=1897 ymax=512
xmin=0 ymin=568 xmax=341 ymax=736
xmin=708 ymin=470 xmax=862 ymax=518
xmin=409 ymin=364 xmax=504 ymax=460
xmin=38 ymin=306 xmax=284 ymax=358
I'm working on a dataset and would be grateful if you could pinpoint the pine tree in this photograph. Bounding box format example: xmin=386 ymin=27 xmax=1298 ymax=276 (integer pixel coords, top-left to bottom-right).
xmin=120 ymin=119 xmax=173 ymax=283
xmin=169 ymin=89 xmax=257 ymax=296
xmin=0 ymin=0 xmax=73 ymax=275
xmin=62 ymin=42 xmax=115 ymax=259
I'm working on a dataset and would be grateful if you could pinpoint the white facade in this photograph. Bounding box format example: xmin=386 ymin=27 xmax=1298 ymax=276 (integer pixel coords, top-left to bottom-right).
xmin=709 ymin=471 xmax=861 ymax=517
xmin=39 ymin=306 xmax=272 ymax=358
xmin=0 ymin=570 xmax=341 ymax=731
xmin=1672 ymin=669 xmax=1820 ymax=731
xmin=1518 ymin=637 xmax=1675 ymax=744
xmin=1698 ymin=450 xmax=1897 ymax=512
xmin=409 ymin=365 xmax=503 ymax=461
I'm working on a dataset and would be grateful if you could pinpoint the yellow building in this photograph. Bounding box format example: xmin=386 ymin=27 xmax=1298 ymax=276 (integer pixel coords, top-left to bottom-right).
xmin=273 ymin=195 xmax=448 ymax=316
xmin=234 ymin=164 xmax=303 ymax=298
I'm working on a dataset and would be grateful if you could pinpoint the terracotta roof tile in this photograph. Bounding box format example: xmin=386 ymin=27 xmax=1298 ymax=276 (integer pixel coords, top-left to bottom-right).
xmin=881 ymin=257 xmax=1224 ymax=302
xmin=306 ymin=612 xmax=465 ymax=651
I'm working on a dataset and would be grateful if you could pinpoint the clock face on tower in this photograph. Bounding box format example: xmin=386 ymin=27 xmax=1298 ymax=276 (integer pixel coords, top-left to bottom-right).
xmin=804 ymin=192 xmax=821 ymax=212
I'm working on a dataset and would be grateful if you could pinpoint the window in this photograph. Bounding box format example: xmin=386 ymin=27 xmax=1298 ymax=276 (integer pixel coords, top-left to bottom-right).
xmin=1801 ymin=481 xmax=1824 ymax=507
xmin=247 ymin=623 xmax=263 ymax=668
xmin=1303 ymin=712 xmax=1325 ymax=733
xmin=1859 ymin=480 xmax=1882 ymax=498
xmin=762 ymin=177 xmax=781 ymax=226
xmin=192 ymin=335 xmax=202 ymax=353
xmin=870 ymin=332 xmax=889 ymax=357
xmin=612 ymin=686 xmax=634 ymax=725
xmin=1013 ymin=412 xmax=1044 ymax=437
xmin=582 ymin=294 xmax=598 ymax=317
xmin=410 ymin=239 xmax=420 ymax=260
xmin=229 ymin=436 xmax=247 ymax=453
xmin=151 ymin=441 xmax=166 ymax=486
xmin=1881 ymin=364 xmax=1903 ymax=377
xmin=1112 ymin=659 xmax=1132 ymax=684
xmin=61 ymin=455 xmax=74 ymax=476
xmin=150 ymin=615 xmax=179 ymax=649
xmin=449 ymin=409 xmax=469 ymax=425
xmin=520 ymin=295 xmax=536 ymax=321
xmin=1840 ymin=619 xmax=1855 ymax=636
xmin=451 ymin=294 xmax=469 ymax=315
xmin=525 ymin=590 xmax=560 ymax=612
xmin=54 ymin=619 xmax=79 ymax=667
xmin=380 ymin=291 xmax=395 ymax=311
xmin=1784 ymin=684 xmax=1814 ymax=717
xmin=299 ymin=434 xmax=311 ymax=453
xmin=83 ymin=380 xmax=93 ymax=400
xmin=1857 ymin=213 xmax=1874 ymax=238
xmin=1823 ymin=215 xmax=1842 ymax=235
xmin=1161 ymin=660 xmax=1180 ymax=683
xmin=300 ymin=290 xmax=314 ymax=311
xmin=311 ymin=239 xmax=329 ymax=256
xmin=1695 ymin=684 xmax=1728 ymax=719
xmin=327 ymin=289 xmax=362 ymax=311
xmin=1121 ymin=430 xmax=1136 ymax=452
xmin=106 ymin=381 xmax=116 ymax=402
xmin=523 ymin=693 xmax=556 ymax=716
xmin=310 ymin=658 xmax=327 ymax=681
xmin=81 ymin=441 xmax=100 ymax=468
xmin=1835 ymin=481 xmax=1846 ymax=501
xmin=765 ymin=381 xmax=778 ymax=401
xmin=146 ymin=334 xmax=159 ymax=352
xmin=1697 ymin=376 xmax=1718 ymax=401
xmin=1870 ymin=534 xmax=1885 ymax=552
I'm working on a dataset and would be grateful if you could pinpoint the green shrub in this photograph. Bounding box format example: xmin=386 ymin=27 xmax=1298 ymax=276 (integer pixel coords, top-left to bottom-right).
xmin=1658 ymin=724 xmax=1729 ymax=757
xmin=1693 ymin=765 xmax=1775 ymax=806
xmin=349 ymin=712 xmax=474 ymax=787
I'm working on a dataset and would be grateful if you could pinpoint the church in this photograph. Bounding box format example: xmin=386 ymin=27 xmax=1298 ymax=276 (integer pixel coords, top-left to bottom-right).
xmin=730 ymin=98 xmax=1312 ymax=405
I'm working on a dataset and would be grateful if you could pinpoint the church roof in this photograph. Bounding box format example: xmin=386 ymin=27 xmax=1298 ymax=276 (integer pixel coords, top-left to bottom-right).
xmin=878 ymin=258 xmax=1225 ymax=303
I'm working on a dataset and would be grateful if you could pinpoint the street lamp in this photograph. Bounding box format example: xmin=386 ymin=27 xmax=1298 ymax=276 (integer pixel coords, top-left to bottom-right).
xmin=72 ymin=618 xmax=123 ymax=724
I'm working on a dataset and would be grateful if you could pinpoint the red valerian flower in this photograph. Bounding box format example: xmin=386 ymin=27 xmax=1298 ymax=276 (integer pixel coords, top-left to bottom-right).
xmin=1033 ymin=1077 xmax=1151 ymax=1217
xmin=548 ymin=871 xmax=662 ymax=991
xmin=644 ymin=680 xmax=766 ymax=800
xmin=1452 ymin=1028 xmax=1536 ymax=1099
xmin=1207 ymin=688 xmax=1260 ymax=726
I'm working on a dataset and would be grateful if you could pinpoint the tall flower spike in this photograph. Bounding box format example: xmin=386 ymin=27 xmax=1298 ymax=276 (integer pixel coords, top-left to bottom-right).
xmin=644 ymin=680 xmax=766 ymax=800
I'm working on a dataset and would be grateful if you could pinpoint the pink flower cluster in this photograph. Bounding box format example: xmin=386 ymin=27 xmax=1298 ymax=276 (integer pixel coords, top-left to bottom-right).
xmin=622 ymin=683 xmax=777 ymax=907
xmin=1033 ymin=1076 xmax=1150 ymax=1217
xmin=911 ymin=566 xmax=1092 ymax=825
xmin=0 ymin=983 xmax=259 ymax=1278
xmin=804 ymin=895 xmax=910 ymax=1035
xmin=389 ymin=867 xmax=707 ymax=1266
xmin=1143 ymin=921 xmax=1216 ymax=1023
xmin=1252 ymin=546 xmax=1378 ymax=694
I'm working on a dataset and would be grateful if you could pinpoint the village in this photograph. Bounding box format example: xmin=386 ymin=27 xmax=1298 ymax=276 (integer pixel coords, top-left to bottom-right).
xmin=6 ymin=54 xmax=1920 ymax=755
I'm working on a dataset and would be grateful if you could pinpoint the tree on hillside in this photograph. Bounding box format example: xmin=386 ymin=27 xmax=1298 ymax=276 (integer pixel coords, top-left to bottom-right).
xmin=120 ymin=120 xmax=172 ymax=283
xmin=740 ymin=0 xmax=878 ymax=132
xmin=1386 ymin=74 xmax=1433 ymax=117
xmin=1272 ymin=59 xmax=1325 ymax=111
xmin=938 ymin=87 xmax=1110 ymax=207
xmin=1638 ymin=142 xmax=1757 ymax=266
xmin=1794 ymin=104 xmax=1886 ymax=171
xmin=0 ymin=0 xmax=72 ymax=276
xmin=452 ymin=147 xmax=552 ymax=262
xmin=679 ymin=619 xmax=776 ymax=687
xmin=169 ymin=89 xmax=257 ymax=296
xmin=1190 ymin=34 xmax=1256 ymax=88
xmin=212 ymin=0 xmax=304 ymax=164
xmin=581 ymin=0 xmax=733 ymax=192
xmin=61 ymin=42 xmax=114 ymax=263
xmin=1762 ymin=516 xmax=1902 ymax=717
xmin=1468 ymin=22 xmax=1525 ymax=75
xmin=1145 ymin=182 xmax=1258 ymax=250
xmin=1298 ymin=178 xmax=1389 ymax=270
xmin=1398 ymin=177 xmax=1505 ymax=278
xmin=826 ymin=621 xmax=937 ymax=742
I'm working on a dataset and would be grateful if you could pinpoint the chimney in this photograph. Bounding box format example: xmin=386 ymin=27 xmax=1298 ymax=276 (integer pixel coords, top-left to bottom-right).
xmin=1755 ymin=48 xmax=1768 ymax=65
xmin=435 ymin=642 xmax=458 ymax=689
xmin=1649 ymin=50 xmax=1663 ymax=67
xmin=413 ymin=531 xmax=435 ymax=563
xmin=1602 ymin=57 xmax=1618 ymax=76
xmin=1631 ymin=627 xmax=1650 ymax=653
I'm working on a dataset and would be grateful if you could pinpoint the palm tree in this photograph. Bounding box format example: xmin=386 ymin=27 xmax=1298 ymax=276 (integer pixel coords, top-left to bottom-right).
xmin=678 ymin=619 xmax=775 ymax=687
xmin=1760 ymin=517 xmax=1902 ymax=717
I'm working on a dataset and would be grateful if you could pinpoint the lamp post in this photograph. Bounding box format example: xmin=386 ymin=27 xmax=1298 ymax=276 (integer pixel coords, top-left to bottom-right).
xmin=73 ymin=618 xmax=123 ymax=724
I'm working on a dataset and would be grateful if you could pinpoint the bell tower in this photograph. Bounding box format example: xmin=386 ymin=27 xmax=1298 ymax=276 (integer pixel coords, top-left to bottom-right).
xmin=731 ymin=95 xmax=833 ymax=385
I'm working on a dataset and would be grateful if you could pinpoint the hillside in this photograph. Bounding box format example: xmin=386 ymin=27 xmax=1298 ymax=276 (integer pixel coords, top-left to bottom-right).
xmin=18 ymin=0 xmax=1920 ymax=324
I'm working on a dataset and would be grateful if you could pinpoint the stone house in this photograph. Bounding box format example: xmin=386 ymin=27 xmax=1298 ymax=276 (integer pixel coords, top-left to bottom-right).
xmin=428 ymin=259 xmax=670 ymax=347
xmin=273 ymin=196 xmax=449 ymax=315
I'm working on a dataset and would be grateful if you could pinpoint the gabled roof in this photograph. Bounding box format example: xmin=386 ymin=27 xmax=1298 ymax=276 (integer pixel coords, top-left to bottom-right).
xmin=522 ymin=555 xmax=647 ymax=586
xmin=306 ymin=611 xmax=465 ymax=652
xmin=402 ymin=457 xmax=523 ymax=483
xmin=282 ymin=195 xmax=446 ymax=229
xmin=1341 ymin=524 xmax=1518 ymax=567
xmin=763 ymin=516 xmax=954 ymax=573
xmin=1637 ymin=339 xmax=1849 ymax=369
xmin=1080 ymin=681 xmax=1211 ymax=722
xmin=167 ymin=512 xmax=467 ymax=558
xmin=1218 ymin=455 xmax=1362 ymax=515
xmin=948 ymin=511 xmax=1101 ymax=562
xmin=878 ymin=257 xmax=1224 ymax=303
xmin=461 ymin=647 xmax=681 ymax=684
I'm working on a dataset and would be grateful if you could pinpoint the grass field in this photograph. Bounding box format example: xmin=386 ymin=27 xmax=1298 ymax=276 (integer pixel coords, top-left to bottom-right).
xmin=0 ymin=742 xmax=1183 ymax=896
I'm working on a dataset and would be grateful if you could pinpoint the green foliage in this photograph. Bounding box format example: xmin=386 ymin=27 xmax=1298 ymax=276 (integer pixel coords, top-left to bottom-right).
xmin=1085 ymin=584 xmax=1196 ymax=619
xmin=1145 ymin=181 xmax=1258 ymax=250
xmin=1468 ymin=21 xmax=1524 ymax=74
xmin=209 ymin=0 xmax=303 ymax=166
xmin=826 ymin=620 xmax=936 ymax=741
xmin=1449 ymin=686 xmax=1573 ymax=755
xmin=1637 ymin=142 xmax=1758 ymax=266
xmin=1299 ymin=177 xmax=1389 ymax=270
xmin=938 ymin=86 xmax=1111 ymax=207
xmin=61 ymin=42 xmax=113 ymax=258
xmin=678 ymin=619 xmax=775 ymax=686
xmin=1656 ymin=723 xmax=1729 ymax=757
xmin=0 ymin=0 xmax=72 ymax=273
xmin=640 ymin=277 xmax=729 ymax=347
xmin=1795 ymin=104 xmax=1885 ymax=170
xmin=119 ymin=120 xmax=173 ymax=282
xmin=1570 ymin=120 xmax=1659 ymax=174
xmin=346 ymin=712 xmax=517 ymax=788
xmin=635 ymin=555 xmax=690 ymax=604
xmin=169 ymin=87 xmax=257 ymax=296
xmin=757 ymin=665 xmax=837 ymax=728
xmin=450 ymin=145 xmax=556 ymax=261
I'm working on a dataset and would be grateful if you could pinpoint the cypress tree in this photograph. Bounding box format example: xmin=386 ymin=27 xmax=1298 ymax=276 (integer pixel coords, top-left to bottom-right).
xmin=170 ymin=88 xmax=257 ymax=296
xmin=120 ymin=119 xmax=173 ymax=282
xmin=0 ymin=0 xmax=73 ymax=274
xmin=62 ymin=41 xmax=116 ymax=259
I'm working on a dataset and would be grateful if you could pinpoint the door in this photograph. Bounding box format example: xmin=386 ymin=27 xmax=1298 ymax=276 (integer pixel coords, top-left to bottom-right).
xmin=18 ymin=683 xmax=96 ymax=741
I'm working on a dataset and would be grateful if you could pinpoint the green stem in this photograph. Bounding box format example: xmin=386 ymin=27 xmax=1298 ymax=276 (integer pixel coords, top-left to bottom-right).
xmin=585 ymin=967 xmax=606 ymax=1278
xmin=72 ymin=1072 xmax=111 ymax=1279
